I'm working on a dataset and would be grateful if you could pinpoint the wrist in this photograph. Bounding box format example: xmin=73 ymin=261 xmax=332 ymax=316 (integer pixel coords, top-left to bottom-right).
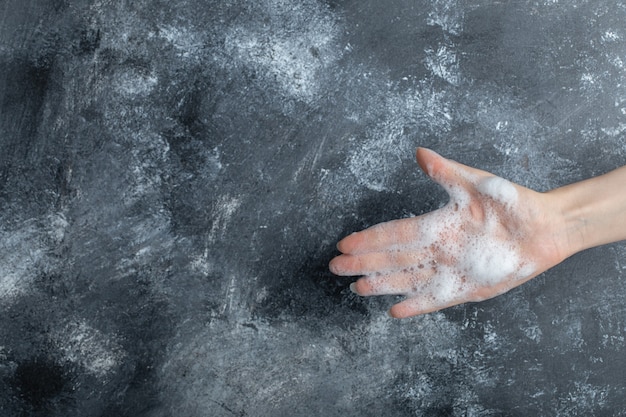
xmin=544 ymin=187 xmax=590 ymax=259
xmin=546 ymin=166 xmax=626 ymax=257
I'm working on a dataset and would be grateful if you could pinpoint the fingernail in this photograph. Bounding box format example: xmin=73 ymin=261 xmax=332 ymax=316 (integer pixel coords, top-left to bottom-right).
xmin=349 ymin=282 xmax=358 ymax=294
xmin=328 ymin=259 xmax=339 ymax=275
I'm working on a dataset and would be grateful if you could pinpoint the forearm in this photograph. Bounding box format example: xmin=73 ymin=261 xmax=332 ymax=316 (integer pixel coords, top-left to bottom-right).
xmin=548 ymin=165 xmax=626 ymax=257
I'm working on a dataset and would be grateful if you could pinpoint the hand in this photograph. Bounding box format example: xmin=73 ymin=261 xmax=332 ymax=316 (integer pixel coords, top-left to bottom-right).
xmin=330 ymin=148 xmax=570 ymax=318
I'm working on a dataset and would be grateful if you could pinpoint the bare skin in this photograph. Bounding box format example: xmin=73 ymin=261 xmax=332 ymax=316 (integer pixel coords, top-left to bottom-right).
xmin=329 ymin=148 xmax=626 ymax=318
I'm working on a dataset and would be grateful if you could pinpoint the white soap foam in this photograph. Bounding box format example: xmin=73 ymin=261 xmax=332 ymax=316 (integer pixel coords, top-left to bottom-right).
xmin=430 ymin=270 xmax=461 ymax=303
xmin=370 ymin=170 xmax=534 ymax=308
xmin=476 ymin=176 xmax=518 ymax=207
xmin=462 ymin=240 xmax=520 ymax=285
xmin=516 ymin=263 xmax=537 ymax=281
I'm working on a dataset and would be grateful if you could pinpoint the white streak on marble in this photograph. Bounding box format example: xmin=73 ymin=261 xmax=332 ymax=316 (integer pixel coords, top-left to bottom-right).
xmin=54 ymin=319 xmax=126 ymax=379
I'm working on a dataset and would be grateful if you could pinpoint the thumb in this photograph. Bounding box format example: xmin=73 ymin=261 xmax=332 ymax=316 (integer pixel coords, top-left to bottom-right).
xmin=416 ymin=147 xmax=448 ymax=180
xmin=416 ymin=148 xmax=463 ymax=180
xmin=415 ymin=148 xmax=480 ymax=192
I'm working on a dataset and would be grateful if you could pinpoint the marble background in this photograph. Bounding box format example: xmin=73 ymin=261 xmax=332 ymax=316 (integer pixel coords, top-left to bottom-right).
xmin=1 ymin=0 xmax=626 ymax=415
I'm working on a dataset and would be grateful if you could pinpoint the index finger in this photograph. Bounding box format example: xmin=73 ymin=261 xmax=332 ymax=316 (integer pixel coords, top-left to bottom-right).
xmin=337 ymin=217 xmax=422 ymax=254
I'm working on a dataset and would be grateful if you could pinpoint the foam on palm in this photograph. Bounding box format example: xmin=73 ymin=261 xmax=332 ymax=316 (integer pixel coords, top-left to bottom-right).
xmin=337 ymin=157 xmax=538 ymax=317
xmin=396 ymin=171 xmax=534 ymax=309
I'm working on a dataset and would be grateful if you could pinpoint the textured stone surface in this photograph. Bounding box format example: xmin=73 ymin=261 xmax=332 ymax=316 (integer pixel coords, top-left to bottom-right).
xmin=1 ymin=0 xmax=626 ymax=415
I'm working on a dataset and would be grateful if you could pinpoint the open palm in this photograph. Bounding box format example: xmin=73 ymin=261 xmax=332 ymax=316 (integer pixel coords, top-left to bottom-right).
xmin=330 ymin=148 xmax=568 ymax=318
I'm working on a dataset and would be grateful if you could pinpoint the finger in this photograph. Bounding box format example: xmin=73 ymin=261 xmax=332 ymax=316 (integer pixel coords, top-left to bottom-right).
xmin=389 ymin=296 xmax=448 ymax=318
xmin=416 ymin=147 xmax=486 ymax=194
xmin=350 ymin=267 xmax=436 ymax=296
xmin=416 ymin=147 xmax=449 ymax=181
xmin=329 ymin=249 xmax=428 ymax=276
xmin=388 ymin=273 xmax=470 ymax=318
xmin=337 ymin=218 xmax=421 ymax=254
xmin=388 ymin=294 xmax=460 ymax=318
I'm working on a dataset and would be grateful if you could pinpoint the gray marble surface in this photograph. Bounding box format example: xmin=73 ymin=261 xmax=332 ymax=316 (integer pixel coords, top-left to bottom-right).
xmin=1 ymin=0 xmax=626 ymax=415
